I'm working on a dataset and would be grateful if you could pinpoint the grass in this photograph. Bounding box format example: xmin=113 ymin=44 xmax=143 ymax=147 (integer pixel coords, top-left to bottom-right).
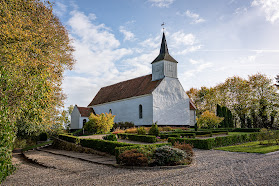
xmin=215 ymin=140 xmax=279 ymax=154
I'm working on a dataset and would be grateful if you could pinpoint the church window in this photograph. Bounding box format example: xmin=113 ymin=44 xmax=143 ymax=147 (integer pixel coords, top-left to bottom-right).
xmin=139 ymin=104 xmax=143 ymax=119
xmin=109 ymin=109 xmax=112 ymax=114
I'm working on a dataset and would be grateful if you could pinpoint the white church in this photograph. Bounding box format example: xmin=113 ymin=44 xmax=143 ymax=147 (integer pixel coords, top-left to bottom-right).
xmin=70 ymin=33 xmax=196 ymax=129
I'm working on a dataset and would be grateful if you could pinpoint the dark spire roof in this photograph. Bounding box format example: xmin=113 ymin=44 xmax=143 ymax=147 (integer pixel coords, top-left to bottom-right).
xmin=151 ymin=32 xmax=178 ymax=64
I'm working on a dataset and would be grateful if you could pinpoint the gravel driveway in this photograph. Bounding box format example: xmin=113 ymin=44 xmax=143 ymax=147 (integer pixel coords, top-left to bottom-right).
xmin=3 ymin=149 xmax=279 ymax=185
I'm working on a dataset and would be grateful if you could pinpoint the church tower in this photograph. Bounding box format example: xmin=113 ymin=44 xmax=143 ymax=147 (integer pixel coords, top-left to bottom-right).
xmin=152 ymin=32 xmax=178 ymax=81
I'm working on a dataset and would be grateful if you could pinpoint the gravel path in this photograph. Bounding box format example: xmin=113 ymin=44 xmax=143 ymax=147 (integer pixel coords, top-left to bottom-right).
xmin=3 ymin=149 xmax=279 ymax=185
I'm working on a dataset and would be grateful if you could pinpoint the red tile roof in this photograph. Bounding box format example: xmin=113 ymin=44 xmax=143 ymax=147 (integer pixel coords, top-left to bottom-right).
xmin=189 ymin=99 xmax=197 ymax=110
xmin=88 ymin=74 xmax=162 ymax=106
xmin=77 ymin=107 xmax=95 ymax=117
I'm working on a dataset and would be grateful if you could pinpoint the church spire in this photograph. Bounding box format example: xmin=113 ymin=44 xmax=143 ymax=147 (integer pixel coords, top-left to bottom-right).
xmin=151 ymin=32 xmax=178 ymax=64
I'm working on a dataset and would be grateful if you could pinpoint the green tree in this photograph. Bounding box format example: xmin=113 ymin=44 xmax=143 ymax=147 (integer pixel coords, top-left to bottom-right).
xmin=0 ymin=0 xmax=75 ymax=181
xmin=84 ymin=113 xmax=115 ymax=134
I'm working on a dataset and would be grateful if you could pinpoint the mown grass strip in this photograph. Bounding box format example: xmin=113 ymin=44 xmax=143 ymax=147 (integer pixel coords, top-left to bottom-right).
xmin=215 ymin=140 xmax=279 ymax=154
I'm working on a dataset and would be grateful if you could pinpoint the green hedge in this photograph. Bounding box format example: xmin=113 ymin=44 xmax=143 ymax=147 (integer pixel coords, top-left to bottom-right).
xmin=115 ymin=143 xmax=170 ymax=164
xmin=79 ymin=138 xmax=132 ymax=155
xmin=159 ymin=133 xmax=180 ymax=139
xmin=232 ymin=128 xmax=261 ymax=132
xmin=117 ymin=133 xmax=157 ymax=143
xmin=58 ymin=134 xmax=79 ymax=143
xmin=179 ymin=133 xmax=196 ymax=138
xmin=168 ymin=132 xmax=269 ymax=150
xmin=168 ymin=137 xmax=215 ymax=150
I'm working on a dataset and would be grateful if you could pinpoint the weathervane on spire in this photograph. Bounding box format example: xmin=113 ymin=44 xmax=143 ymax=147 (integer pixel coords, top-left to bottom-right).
xmin=161 ymin=22 xmax=165 ymax=32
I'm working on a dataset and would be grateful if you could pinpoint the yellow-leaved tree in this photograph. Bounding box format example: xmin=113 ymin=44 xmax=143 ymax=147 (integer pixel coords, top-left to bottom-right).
xmin=84 ymin=113 xmax=115 ymax=134
xmin=197 ymin=110 xmax=224 ymax=129
xmin=0 ymin=0 xmax=75 ymax=181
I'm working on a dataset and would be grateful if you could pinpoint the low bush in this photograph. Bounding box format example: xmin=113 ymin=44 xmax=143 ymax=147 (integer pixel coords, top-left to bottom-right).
xmin=168 ymin=137 xmax=215 ymax=150
xmin=125 ymin=127 xmax=137 ymax=133
xmin=80 ymin=138 xmax=132 ymax=155
xmin=232 ymin=128 xmax=260 ymax=132
xmin=173 ymin=141 xmax=194 ymax=157
xmin=117 ymin=133 xmax=157 ymax=143
xmin=58 ymin=134 xmax=79 ymax=144
xmin=159 ymin=126 xmax=173 ymax=131
xmin=137 ymin=127 xmax=146 ymax=135
xmin=180 ymin=133 xmax=196 ymax=138
xmin=38 ymin=132 xmax=48 ymax=141
xmin=153 ymin=146 xmax=188 ymax=166
xmin=115 ymin=143 xmax=170 ymax=164
xmin=149 ymin=123 xmax=159 ymax=136
xmin=103 ymin=134 xmax=117 ymax=141
xmin=113 ymin=121 xmax=135 ymax=130
xmin=159 ymin=133 xmax=180 ymax=139
xmin=118 ymin=149 xmax=148 ymax=166
xmin=72 ymin=129 xmax=83 ymax=136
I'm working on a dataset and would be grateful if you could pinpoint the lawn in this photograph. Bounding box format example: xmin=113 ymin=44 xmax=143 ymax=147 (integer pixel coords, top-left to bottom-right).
xmin=215 ymin=140 xmax=279 ymax=154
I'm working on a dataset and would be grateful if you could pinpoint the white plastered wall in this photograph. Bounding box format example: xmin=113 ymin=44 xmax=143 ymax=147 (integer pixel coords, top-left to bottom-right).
xmin=92 ymin=95 xmax=153 ymax=126
xmin=70 ymin=105 xmax=81 ymax=129
xmin=152 ymin=77 xmax=192 ymax=126
xmin=79 ymin=117 xmax=89 ymax=129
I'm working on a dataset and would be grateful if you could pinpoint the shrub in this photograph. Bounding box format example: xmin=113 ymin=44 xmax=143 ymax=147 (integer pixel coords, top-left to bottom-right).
xmin=232 ymin=128 xmax=260 ymax=132
xmin=115 ymin=143 xmax=170 ymax=164
xmin=117 ymin=133 xmax=157 ymax=143
xmin=125 ymin=127 xmax=137 ymax=133
xmin=173 ymin=142 xmax=194 ymax=157
xmin=38 ymin=132 xmax=48 ymax=141
xmin=149 ymin=123 xmax=159 ymax=136
xmin=153 ymin=146 xmax=188 ymax=166
xmin=197 ymin=110 xmax=223 ymax=129
xmin=79 ymin=138 xmax=132 ymax=155
xmin=160 ymin=126 xmax=173 ymax=131
xmin=159 ymin=133 xmax=180 ymax=139
xmin=58 ymin=134 xmax=79 ymax=144
xmin=103 ymin=134 xmax=117 ymax=141
xmin=118 ymin=149 xmax=149 ymax=166
xmin=168 ymin=137 xmax=215 ymax=150
xmin=84 ymin=113 xmax=115 ymax=134
xmin=72 ymin=129 xmax=83 ymax=136
xmin=180 ymin=133 xmax=196 ymax=138
xmin=137 ymin=127 xmax=146 ymax=135
xmin=113 ymin=121 xmax=135 ymax=130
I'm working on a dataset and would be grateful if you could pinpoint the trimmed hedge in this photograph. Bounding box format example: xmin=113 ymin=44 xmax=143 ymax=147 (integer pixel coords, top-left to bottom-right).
xmin=180 ymin=133 xmax=196 ymax=138
xmin=115 ymin=143 xmax=170 ymax=164
xmin=168 ymin=137 xmax=215 ymax=150
xmin=168 ymin=132 xmax=272 ymax=150
xmin=159 ymin=133 xmax=180 ymax=139
xmin=79 ymin=138 xmax=132 ymax=155
xmin=58 ymin=134 xmax=79 ymax=143
xmin=232 ymin=128 xmax=261 ymax=132
xmin=117 ymin=133 xmax=157 ymax=143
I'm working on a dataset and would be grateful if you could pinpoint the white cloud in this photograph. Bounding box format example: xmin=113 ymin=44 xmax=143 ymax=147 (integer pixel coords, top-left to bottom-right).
xmin=234 ymin=7 xmax=248 ymax=15
xmin=53 ymin=2 xmax=67 ymax=17
xmin=183 ymin=10 xmax=205 ymax=24
xmin=181 ymin=59 xmax=213 ymax=78
xmin=119 ymin=26 xmax=135 ymax=41
xmin=170 ymin=31 xmax=196 ymax=46
xmin=88 ymin=13 xmax=97 ymax=20
xmin=148 ymin=0 xmax=175 ymax=8
xmin=252 ymin=0 xmax=279 ymax=23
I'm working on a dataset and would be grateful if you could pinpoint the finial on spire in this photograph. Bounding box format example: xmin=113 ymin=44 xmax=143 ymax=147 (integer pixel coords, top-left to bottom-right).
xmin=161 ymin=22 xmax=165 ymax=31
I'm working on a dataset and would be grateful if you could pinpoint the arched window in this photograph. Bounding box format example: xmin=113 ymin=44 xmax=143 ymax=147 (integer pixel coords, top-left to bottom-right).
xmin=139 ymin=104 xmax=143 ymax=119
xmin=83 ymin=119 xmax=87 ymax=126
xmin=109 ymin=109 xmax=112 ymax=114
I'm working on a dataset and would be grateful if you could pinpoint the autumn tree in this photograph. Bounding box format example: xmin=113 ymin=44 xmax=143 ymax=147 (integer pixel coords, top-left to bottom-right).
xmin=84 ymin=113 xmax=115 ymax=134
xmin=0 ymin=0 xmax=75 ymax=181
xmin=197 ymin=110 xmax=224 ymax=129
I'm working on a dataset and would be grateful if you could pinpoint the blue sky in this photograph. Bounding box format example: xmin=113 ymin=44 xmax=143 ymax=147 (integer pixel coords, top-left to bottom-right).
xmin=51 ymin=0 xmax=279 ymax=108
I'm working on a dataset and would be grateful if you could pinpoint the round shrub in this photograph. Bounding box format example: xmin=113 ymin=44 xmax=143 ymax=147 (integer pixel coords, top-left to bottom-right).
xmin=38 ymin=132 xmax=48 ymax=141
xmin=149 ymin=123 xmax=159 ymax=136
xmin=103 ymin=134 xmax=117 ymax=141
xmin=153 ymin=146 xmax=188 ymax=166
xmin=119 ymin=149 xmax=149 ymax=166
xmin=137 ymin=127 xmax=146 ymax=135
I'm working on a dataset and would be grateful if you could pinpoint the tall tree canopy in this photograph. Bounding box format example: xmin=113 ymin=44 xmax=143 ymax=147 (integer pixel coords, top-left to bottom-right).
xmin=0 ymin=0 xmax=75 ymax=181
xmin=187 ymin=73 xmax=279 ymax=129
